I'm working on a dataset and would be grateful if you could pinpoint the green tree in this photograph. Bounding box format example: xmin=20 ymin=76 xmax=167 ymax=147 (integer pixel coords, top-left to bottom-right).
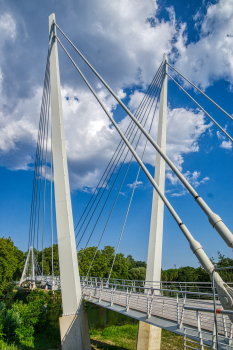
xmin=37 ymin=244 xmax=59 ymax=276
xmin=129 ymin=267 xmax=146 ymax=280
xmin=78 ymin=246 xmax=129 ymax=279
xmin=0 ymin=238 xmax=25 ymax=293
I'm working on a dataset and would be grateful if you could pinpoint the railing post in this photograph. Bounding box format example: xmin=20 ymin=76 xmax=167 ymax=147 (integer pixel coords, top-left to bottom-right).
xmin=184 ymin=328 xmax=187 ymax=350
xmin=176 ymin=292 xmax=179 ymax=328
xmin=197 ymin=311 xmax=204 ymax=350
xmin=212 ymin=320 xmax=217 ymax=350
xmin=110 ymin=286 xmax=114 ymax=307
xmin=98 ymin=280 xmax=103 ymax=302
xmin=222 ymin=314 xmax=228 ymax=341
xmin=179 ymin=295 xmax=186 ymax=329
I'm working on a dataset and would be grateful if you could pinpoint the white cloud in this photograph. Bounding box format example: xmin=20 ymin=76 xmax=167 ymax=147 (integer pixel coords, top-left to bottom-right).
xmin=220 ymin=140 xmax=232 ymax=149
xmin=0 ymin=1 xmax=217 ymax=192
xmin=0 ymin=13 xmax=16 ymax=42
xmin=216 ymin=129 xmax=233 ymax=149
xmin=127 ymin=181 xmax=143 ymax=189
xmin=174 ymin=0 xmax=233 ymax=89
xmin=0 ymin=82 xmax=212 ymax=190
xmin=166 ymin=170 xmax=209 ymax=189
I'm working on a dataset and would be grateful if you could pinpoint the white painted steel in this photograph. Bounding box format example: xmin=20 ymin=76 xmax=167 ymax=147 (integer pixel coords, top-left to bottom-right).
xmin=19 ymin=247 xmax=31 ymax=286
xmin=49 ymin=14 xmax=83 ymax=316
xmin=146 ymin=54 xmax=167 ymax=289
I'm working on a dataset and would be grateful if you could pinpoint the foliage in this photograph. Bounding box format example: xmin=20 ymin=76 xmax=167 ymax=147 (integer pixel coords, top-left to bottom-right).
xmin=0 ymin=238 xmax=25 ymax=293
xmin=161 ymin=266 xmax=211 ymax=283
xmin=0 ymin=302 xmax=20 ymax=342
xmin=78 ymin=246 xmax=129 ymax=279
xmin=214 ymin=251 xmax=233 ymax=268
xmin=0 ymin=289 xmax=62 ymax=347
xmin=128 ymin=267 xmax=146 ymax=281
xmin=127 ymin=255 xmax=146 ymax=269
xmin=37 ymin=244 xmax=59 ymax=276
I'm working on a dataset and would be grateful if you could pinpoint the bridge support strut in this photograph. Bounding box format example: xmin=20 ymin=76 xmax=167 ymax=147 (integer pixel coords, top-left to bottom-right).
xmin=137 ymin=54 xmax=167 ymax=350
xmin=49 ymin=13 xmax=91 ymax=350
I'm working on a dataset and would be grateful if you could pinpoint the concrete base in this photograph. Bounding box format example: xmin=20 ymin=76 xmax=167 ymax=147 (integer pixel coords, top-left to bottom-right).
xmin=137 ymin=320 xmax=161 ymax=350
xmin=59 ymin=311 xmax=91 ymax=350
xmin=29 ymin=283 xmax=36 ymax=290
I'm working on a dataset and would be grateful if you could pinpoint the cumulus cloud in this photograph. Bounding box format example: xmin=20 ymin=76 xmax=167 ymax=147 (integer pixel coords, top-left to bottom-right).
xmin=220 ymin=140 xmax=232 ymax=149
xmin=174 ymin=0 xmax=233 ymax=89
xmin=0 ymin=80 xmax=212 ymax=190
xmin=166 ymin=171 xmax=209 ymax=197
xmin=217 ymin=129 xmax=233 ymax=149
xmin=0 ymin=13 xmax=16 ymax=43
xmin=0 ymin=0 xmax=219 ymax=193
xmin=127 ymin=181 xmax=143 ymax=189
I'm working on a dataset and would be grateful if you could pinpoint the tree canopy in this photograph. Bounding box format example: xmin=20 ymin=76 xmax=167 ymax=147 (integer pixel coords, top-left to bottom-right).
xmin=1 ymin=237 xmax=233 ymax=286
xmin=0 ymin=238 xmax=25 ymax=293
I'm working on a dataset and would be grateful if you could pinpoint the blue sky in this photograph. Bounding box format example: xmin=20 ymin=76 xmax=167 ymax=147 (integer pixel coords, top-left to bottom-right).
xmin=0 ymin=0 xmax=232 ymax=270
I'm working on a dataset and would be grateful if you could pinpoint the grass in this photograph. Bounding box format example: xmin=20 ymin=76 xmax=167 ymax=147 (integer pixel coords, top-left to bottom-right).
xmin=0 ymin=323 xmax=184 ymax=350
xmin=90 ymin=324 xmax=184 ymax=350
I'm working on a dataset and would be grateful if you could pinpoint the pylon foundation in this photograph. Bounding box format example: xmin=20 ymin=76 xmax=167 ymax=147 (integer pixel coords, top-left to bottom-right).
xmin=59 ymin=311 xmax=91 ymax=350
xmin=137 ymin=321 xmax=161 ymax=350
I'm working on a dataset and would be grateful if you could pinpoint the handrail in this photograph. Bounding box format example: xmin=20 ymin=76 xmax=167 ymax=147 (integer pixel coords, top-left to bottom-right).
xmin=184 ymin=306 xmax=233 ymax=315
xmin=82 ymin=281 xmax=216 ymax=297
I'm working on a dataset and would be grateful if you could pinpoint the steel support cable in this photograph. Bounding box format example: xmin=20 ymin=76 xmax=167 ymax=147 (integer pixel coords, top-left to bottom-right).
xmin=55 ymin=37 xmax=164 ymax=247
xmin=76 ymin=91 xmax=158 ymax=250
xmin=56 ymin=40 xmax=225 ymax=286
xmin=80 ymin=77 xmax=163 ymax=265
xmin=74 ymin=64 xmax=163 ymax=240
xmin=56 ymin=27 xmax=233 ymax=248
xmin=51 ymin=130 xmax=54 ymax=283
xmin=30 ymin=63 xmax=50 ymax=249
xmin=86 ymin=87 xmax=162 ymax=278
xmin=29 ymin=63 xmax=50 ymax=249
xmin=167 ymin=73 xmax=233 ymax=143
xmin=74 ymin=65 xmax=163 ymax=232
xmin=33 ymin=73 xmax=50 ymax=252
xmin=75 ymin=70 xmax=164 ymax=246
xmin=32 ymin=82 xmax=50 ymax=255
xmin=74 ymin=71 xmax=161 ymax=234
xmin=167 ymin=62 xmax=233 ymax=122
xmin=108 ymin=90 xmax=160 ymax=281
xmin=28 ymin=64 xmax=50 ymax=248
xmin=75 ymin=70 xmax=163 ymax=241
xmin=56 ymin=35 xmax=233 ymax=248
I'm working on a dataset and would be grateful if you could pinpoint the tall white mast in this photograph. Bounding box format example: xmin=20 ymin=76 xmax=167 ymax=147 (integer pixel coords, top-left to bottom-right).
xmin=146 ymin=53 xmax=167 ymax=286
xmin=137 ymin=54 xmax=167 ymax=350
xmin=49 ymin=13 xmax=91 ymax=350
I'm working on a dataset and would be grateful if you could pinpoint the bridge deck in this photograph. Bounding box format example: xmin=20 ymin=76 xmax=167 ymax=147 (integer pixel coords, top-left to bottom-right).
xmin=82 ymin=284 xmax=232 ymax=348
xmin=21 ymin=276 xmax=233 ymax=348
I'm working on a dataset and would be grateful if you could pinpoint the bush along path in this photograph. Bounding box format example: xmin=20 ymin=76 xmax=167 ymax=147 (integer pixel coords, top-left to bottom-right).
xmin=0 ymin=286 xmax=184 ymax=350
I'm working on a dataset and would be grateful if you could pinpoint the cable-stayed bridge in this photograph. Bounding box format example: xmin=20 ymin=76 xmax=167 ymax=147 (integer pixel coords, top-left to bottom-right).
xmin=20 ymin=13 xmax=233 ymax=350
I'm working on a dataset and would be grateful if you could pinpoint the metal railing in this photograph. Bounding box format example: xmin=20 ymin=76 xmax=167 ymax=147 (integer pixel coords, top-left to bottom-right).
xmin=81 ymin=277 xmax=231 ymax=333
xmin=184 ymin=306 xmax=233 ymax=349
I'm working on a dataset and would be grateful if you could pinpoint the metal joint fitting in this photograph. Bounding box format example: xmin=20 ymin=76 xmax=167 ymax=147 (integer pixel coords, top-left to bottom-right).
xmin=190 ymin=240 xmax=202 ymax=254
xmin=208 ymin=212 xmax=222 ymax=228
